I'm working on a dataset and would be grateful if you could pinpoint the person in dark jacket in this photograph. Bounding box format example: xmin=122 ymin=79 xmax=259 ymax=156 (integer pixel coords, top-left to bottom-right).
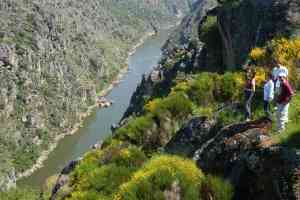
xmin=276 ymin=72 xmax=294 ymax=132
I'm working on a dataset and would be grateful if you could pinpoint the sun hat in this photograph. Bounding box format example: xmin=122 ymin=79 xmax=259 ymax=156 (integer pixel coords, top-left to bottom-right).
xmin=278 ymin=72 xmax=287 ymax=78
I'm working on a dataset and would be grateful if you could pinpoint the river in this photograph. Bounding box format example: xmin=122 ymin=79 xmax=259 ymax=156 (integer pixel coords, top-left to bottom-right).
xmin=18 ymin=29 xmax=171 ymax=189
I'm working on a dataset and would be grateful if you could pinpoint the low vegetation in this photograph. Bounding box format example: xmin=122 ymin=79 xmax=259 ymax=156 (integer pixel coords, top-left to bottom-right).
xmin=0 ymin=187 xmax=39 ymax=200
xmin=115 ymin=155 xmax=204 ymax=200
xmin=64 ymin=151 xmax=233 ymax=200
xmin=66 ymin=144 xmax=147 ymax=200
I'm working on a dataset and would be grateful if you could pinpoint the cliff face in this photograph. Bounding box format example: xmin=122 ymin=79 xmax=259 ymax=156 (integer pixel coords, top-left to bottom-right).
xmin=0 ymin=0 xmax=192 ymax=191
xmin=217 ymin=0 xmax=300 ymax=68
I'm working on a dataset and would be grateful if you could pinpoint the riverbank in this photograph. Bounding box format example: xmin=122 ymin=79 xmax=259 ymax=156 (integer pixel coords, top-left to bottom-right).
xmin=16 ymin=31 xmax=156 ymax=181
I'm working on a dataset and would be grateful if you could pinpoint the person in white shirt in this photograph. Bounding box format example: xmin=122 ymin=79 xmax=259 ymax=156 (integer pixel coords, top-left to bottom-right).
xmin=272 ymin=60 xmax=288 ymax=95
xmin=263 ymin=73 xmax=274 ymax=118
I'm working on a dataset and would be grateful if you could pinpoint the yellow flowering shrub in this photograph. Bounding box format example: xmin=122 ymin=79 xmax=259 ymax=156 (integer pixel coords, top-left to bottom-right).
xmin=67 ymin=145 xmax=147 ymax=200
xmin=215 ymin=72 xmax=245 ymax=102
xmin=254 ymin=67 xmax=266 ymax=87
xmin=144 ymin=98 xmax=162 ymax=113
xmin=114 ymin=155 xmax=204 ymax=200
xmin=249 ymin=37 xmax=300 ymax=89
xmin=250 ymin=47 xmax=267 ymax=63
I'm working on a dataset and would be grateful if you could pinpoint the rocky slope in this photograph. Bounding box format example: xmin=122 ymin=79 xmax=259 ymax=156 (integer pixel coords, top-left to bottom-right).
xmin=0 ymin=0 xmax=193 ymax=191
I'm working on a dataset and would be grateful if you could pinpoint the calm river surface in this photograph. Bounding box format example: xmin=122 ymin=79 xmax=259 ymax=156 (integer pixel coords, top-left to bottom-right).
xmin=19 ymin=29 xmax=171 ymax=188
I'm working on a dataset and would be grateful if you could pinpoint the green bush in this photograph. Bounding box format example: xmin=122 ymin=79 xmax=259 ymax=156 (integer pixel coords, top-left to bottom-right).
xmin=114 ymin=155 xmax=204 ymax=200
xmin=68 ymin=145 xmax=147 ymax=200
xmin=115 ymin=115 xmax=155 ymax=145
xmin=154 ymin=92 xmax=193 ymax=119
xmin=200 ymin=175 xmax=234 ymax=200
xmin=188 ymin=73 xmax=216 ymax=106
xmin=218 ymin=72 xmax=243 ymax=102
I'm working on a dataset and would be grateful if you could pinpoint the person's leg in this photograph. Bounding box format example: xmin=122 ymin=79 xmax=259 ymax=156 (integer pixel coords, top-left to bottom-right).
xmin=246 ymin=91 xmax=254 ymax=119
xmin=277 ymin=104 xmax=283 ymax=131
xmin=245 ymin=91 xmax=251 ymax=119
xmin=264 ymin=101 xmax=271 ymax=118
xmin=277 ymin=103 xmax=289 ymax=131
xmin=280 ymin=103 xmax=289 ymax=130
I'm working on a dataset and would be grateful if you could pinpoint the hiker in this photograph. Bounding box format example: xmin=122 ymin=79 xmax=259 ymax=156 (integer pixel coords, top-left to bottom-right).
xmin=272 ymin=60 xmax=289 ymax=94
xmin=263 ymin=73 xmax=274 ymax=118
xmin=244 ymin=69 xmax=256 ymax=121
xmin=276 ymin=73 xmax=294 ymax=132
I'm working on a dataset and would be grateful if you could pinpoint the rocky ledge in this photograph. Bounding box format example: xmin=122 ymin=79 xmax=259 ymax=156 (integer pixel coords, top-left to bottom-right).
xmin=166 ymin=117 xmax=300 ymax=199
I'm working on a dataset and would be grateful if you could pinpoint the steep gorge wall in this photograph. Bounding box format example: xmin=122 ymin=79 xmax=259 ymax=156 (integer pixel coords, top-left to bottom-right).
xmin=0 ymin=0 xmax=192 ymax=191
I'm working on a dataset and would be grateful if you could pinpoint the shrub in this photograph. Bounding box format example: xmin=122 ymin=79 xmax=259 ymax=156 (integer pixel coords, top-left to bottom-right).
xmin=200 ymin=175 xmax=234 ymax=200
xmin=145 ymin=92 xmax=193 ymax=120
xmin=115 ymin=115 xmax=155 ymax=145
xmin=158 ymin=92 xmax=193 ymax=119
xmin=68 ymin=146 xmax=147 ymax=200
xmin=249 ymin=47 xmax=267 ymax=63
xmin=216 ymin=72 xmax=244 ymax=102
xmin=144 ymin=98 xmax=163 ymax=113
xmin=188 ymin=73 xmax=216 ymax=106
xmin=114 ymin=155 xmax=204 ymax=200
xmin=249 ymin=37 xmax=300 ymax=89
xmin=170 ymin=80 xmax=190 ymax=95
xmin=254 ymin=67 xmax=267 ymax=87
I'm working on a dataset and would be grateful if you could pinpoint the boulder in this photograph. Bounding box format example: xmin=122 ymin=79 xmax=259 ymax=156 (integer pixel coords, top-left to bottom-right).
xmin=165 ymin=116 xmax=217 ymax=156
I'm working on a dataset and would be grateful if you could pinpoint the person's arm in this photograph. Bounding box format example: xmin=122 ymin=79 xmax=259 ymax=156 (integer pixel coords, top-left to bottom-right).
xmin=269 ymin=82 xmax=274 ymax=101
xmin=252 ymin=78 xmax=256 ymax=91
xmin=286 ymin=81 xmax=294 ymax=101
xmin=282 ymin=81 xmax=293 ymax=104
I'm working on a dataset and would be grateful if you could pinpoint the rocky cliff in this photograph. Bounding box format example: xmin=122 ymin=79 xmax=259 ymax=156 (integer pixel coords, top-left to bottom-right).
xmin=0 ymin=0 xmax=192 ymax=191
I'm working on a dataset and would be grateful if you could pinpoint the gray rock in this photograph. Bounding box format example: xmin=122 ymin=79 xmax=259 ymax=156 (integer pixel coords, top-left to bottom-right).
xmin=50 ymin=157 xmax=82 ymax=200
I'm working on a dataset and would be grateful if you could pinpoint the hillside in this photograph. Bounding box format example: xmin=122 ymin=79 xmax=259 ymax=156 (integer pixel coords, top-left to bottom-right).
xmin=0 ymin=0 xmax=193 ymax=191
xmin=2 ymin=0 xmax=300 ymax=199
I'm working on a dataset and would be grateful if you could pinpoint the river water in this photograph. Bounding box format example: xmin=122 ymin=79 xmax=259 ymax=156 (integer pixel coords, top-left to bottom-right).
xmin=18 ymin=29 xmax=171 ymax=189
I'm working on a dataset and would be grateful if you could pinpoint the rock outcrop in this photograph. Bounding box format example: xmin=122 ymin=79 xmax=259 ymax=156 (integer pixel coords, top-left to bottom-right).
xmin=165 ymin=116 xmax=217 ymax=156
xmin=193 ymin=118 xmax=300 ymax=200
xmin=50 ymin=158 xmax=82 ymax=200
xmin=165 ymin=116 xmax=300 ymax=199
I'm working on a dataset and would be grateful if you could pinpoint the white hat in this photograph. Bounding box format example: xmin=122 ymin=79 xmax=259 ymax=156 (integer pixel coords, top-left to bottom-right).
xmin=278 ymin=72 xmax=287 ymax=78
